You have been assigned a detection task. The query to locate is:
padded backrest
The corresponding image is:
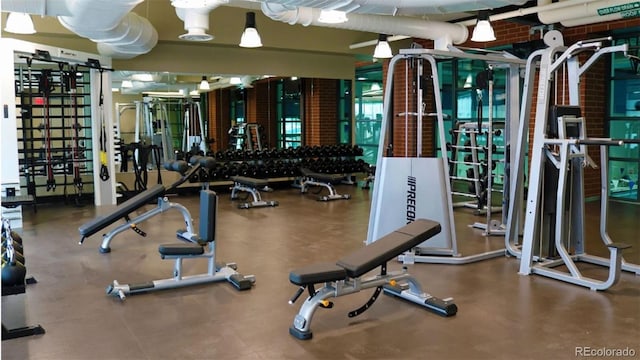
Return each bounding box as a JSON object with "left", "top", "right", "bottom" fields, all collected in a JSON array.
[
  {"left": 198, "top": 189, "right": 217, "bottom": 242},
  {"left": 336, "top": 219, "right": 441, "bottom": 278},
  {"left": 78, "top": 184, "right": 165, "bottom": 237}
]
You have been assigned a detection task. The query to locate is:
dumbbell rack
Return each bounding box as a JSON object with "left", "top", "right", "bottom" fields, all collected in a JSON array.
[
  {"left": 2, "top": 219, "right": 45, "bottom": 340},
  {"left": 204, "top": 145, "right": 367, "bottom": 184}
]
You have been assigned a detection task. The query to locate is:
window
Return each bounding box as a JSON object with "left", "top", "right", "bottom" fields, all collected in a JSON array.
[
  {"left": 608, "top": 32, "right": 640, "bottom": 202},
  {"left": 338, "top": 79, "right": 352, "bottom": 144},
  {"left": 276, "top": 78, "right": 302, "bottom": 149},
  {"left": 354, "top": 64, "right": 383, "bottom": 166},
  {"left": 437, "top": 58, "right": 509, "bottom": 185}
]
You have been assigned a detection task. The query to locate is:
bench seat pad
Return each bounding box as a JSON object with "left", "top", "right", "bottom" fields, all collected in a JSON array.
[
  {"left": 231, "top": 176, "right": 268, "bottom": 187},
  {"left": 289, "top": 262, "right": 347, "bottom": 286},
  {"left": 158, "top": 243, "right": 204, "bottom": 256},
  {"left": 336, "top": 219, "right": 441, "bottom": 278},
  {"left": 300, "top": 168, "right": 346, "bottom": 183}
]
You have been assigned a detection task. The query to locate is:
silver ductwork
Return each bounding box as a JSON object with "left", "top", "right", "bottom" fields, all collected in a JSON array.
[
  {"left": 261, "top": 2, "right": 469, "bottom": 47},
  {"left": 1, "top": 0, "right": 158, "bottom": 59}
]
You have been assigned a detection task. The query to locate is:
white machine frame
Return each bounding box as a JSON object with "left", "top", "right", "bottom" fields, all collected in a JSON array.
[
  {"left": 367, "top": 47, "right": 524, "bottom": 264},
  {"left": 505, "top": 31, "right": 640, "bottom": 290}
]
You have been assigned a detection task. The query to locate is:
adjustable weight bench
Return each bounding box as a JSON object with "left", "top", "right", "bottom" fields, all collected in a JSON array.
[
  {"left": 299, "top": 168, "right": 351, "bottom": 201},
  {"left": 230, "top": 176, "right": 278, "bottom": 209},
  {"left": 105, "top": 189, "right": 255, "bottom": 300},
  {"left": 78, "top": 158, "right": 212, "bottom": 253},
  {"left": 287, "top": 219, "right": 457, "bottom": 340}
]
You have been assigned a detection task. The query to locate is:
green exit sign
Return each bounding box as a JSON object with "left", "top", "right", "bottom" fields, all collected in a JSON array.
[{"left": 597, "top": 2, "right": 640, "bottom": 16}]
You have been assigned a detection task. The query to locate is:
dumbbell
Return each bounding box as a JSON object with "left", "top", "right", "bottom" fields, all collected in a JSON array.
[{"left": 164, "top": 160, "right": 189, "bottom": 174}]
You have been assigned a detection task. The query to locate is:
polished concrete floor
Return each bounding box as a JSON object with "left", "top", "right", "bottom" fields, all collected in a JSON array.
[{"left": 2, "top": 183, "right": 639, "bottom": 360}]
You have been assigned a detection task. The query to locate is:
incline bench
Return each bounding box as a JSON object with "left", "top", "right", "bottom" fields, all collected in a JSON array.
[
  {"left": 230, "top": 176, "right": 278, "bottom": 209},
  {"left": 287, "top": 219, "right": 457, "bottom": 340},
  {"left": 299, "top": 168, "right": 351, "bottom": 201},
  {"left": 78, "top": 157, "right": 213, "bottom": 253},
  {"left": 105, "top": 189, "right": 255, "bottom": 300}
]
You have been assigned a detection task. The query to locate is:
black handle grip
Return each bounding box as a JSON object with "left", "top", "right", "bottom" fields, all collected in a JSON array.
[{"left": 289, "top": 286, "right": 305, "bottom": 304}]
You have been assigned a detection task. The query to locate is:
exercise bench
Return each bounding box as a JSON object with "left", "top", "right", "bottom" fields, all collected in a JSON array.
[
  {"left": 230, "top": 176, "right": 278, "bottom": 209},
  {"left": 78, "top": 157, "right": 213, "bottom": 253},
  {"left": 299, "top": 168, "right": 351, "bottom": 201},
  {"left": 287, "top": 219, "right": 457, "bottom": 340},
  {"left": 105, "top": 189, "right": 255, "bottom": 300}
]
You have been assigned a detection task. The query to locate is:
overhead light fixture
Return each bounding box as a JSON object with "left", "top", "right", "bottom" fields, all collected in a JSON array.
[
  {"left": 370, "top": 83, "right": 381, "bottom": 91},
  {"left": 318, "top": 10, "right": 348, "bottom": 24},
  {"left": 373, "top": 34, "right": 393, "bottom": 59},
  {"left": 471, "top": 10, "right": 496, "bottom": 42},
  {"left": 229, "top": 77, "right": 242, "bottom": 85},
  {"left": 121, "top": 80, "right": 133, "bottom": 88},
  {"left": 239, "top": 12, "right": 262, "bottom": 48},
  {"left": 190, "top": 89, "right": 200, "bottom": 96},
  {"left": 4, "top": 12, "right": 36, "bottom": 35},
  {"left": 199, "top": 76, "right": 210, "bottom": 90}
]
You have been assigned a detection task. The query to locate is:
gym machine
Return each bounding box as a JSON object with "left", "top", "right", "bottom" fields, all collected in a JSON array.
[
  {"left": 181, "top": 99, "right": 207, "bottom": 156},
  {"left": 367, "top": 46, "right": 524, "bottom": 264},
  {"left": 105, "top": 188, "right": 255, "bottom": 300},
  {"left": 505, "top": 31, "right": 640, "bottom": 290}
]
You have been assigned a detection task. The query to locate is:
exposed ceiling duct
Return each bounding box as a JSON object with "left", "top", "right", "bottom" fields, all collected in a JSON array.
[
  {"left": 256, "top": 0, "right": 529, "bottom": 15},
  {"left": 3, "top": 0, "right": 635, "bottom": 60},
  {"left": 1, "top": 0, "right": 158, "bottom": 59},
  {"left": 260, "top": 2, "right": 469, "bottom": 49},
  {"left": 537, "top": 0, "right": 640, "bottom": 27},
  {"left": 172, "top": 0, "right": 229, "bottom": 41}
]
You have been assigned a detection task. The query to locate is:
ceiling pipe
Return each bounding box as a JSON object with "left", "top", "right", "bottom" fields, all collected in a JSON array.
[
  {"left": 455, "top": 0, "right": 601, "bottom": 26},
  {"left": 0, "top": 0, "right": 71, "bottom": 16},
  {"left": 1, "top": 0, "right": 158, "bottom": 59},
  {"left": 260, "top": 0, "right": 528, "bottom": 15},
  {"left": 261, "top": 2, "right": 469, "bottom": 48},
  {"left": 537, "top": 0, "right": 640, "bottom": 27},
  {"left": 58, "top": 0, "right": 157, "bottom": 59}
]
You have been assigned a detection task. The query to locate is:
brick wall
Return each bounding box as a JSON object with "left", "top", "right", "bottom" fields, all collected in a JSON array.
[
  {"left": 247, "top": 80, "right": 277, "bottom": 149},
  {"left": 303, "top": 78, "right": 339, "bottom": 146},
  {"left": 207, "top": 90, "right": 230, "bottom": 152}
]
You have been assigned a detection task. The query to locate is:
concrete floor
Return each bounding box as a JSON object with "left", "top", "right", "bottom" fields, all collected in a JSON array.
[{"left": 2, "top": 183, "right": 639, "bottom": 360}]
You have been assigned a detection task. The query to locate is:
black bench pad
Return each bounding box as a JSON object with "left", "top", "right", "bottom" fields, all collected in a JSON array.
[
  {"left": 300, "top": 168, "right": 346, "bottom": 183},
  {"left": 1, "top": 195, "right": 35, "bottom": 208},
  {"left": 79, "top": 184, "right": 166, "bottom": 238},
  {"left": 231, "top": 176, "right": 268, "bottom": 187},
  {"left": 158, "top": 243, "right": 204, "bottom": 256},
  {"left": 289, "top": 262, "right": 347, "bottom": 286},
  {"left": 337, "top": 219, "right": 441, "bottom": 278}
]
